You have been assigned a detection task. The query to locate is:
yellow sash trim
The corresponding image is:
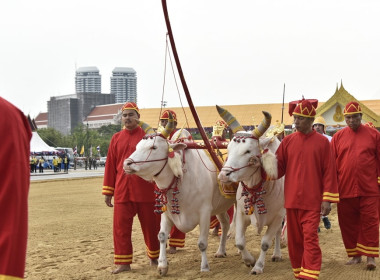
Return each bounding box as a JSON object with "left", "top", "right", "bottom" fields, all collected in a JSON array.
[
  {"left": 299, "top": 272, "right": 319, "bottom": 279},
  {"left": 301, "top": 267, "right": 320, "bottom": 275},
  {"left": 102, "top": 190, "right": 114, "bottom": 195},
  {"left": 323, "top": 196, "right": 339, "bottom": 202},
  {"left": 169, "top": 241, "right": 185, "bottom": 246},
  {"left": 146, "top": 247, "right": 160, "bottom": 258},
  {"left": 357, "top": 243, "right": 379, "bottom": 251},
  {"left": 292, "top": 267, "right": 301, "bottom": 272},
  {"left": 346, "top": 248, "right": 356, "bottom": 252},
  {"left": 114, "top": 254, "right": 132, "bottom": 258},
  {"left": 169, "top": 238, "right": 185, "bottom": 242},
  {"left": 0, "top": 275, "right": 23, "bottom": 280},
  {"left": 323, "top": 192, "right": 339, "bottom": 197}
]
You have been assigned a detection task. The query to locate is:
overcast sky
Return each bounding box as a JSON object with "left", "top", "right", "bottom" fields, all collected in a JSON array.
[{"left": 1, "top": 0, "right": 379, "bottom": 118}]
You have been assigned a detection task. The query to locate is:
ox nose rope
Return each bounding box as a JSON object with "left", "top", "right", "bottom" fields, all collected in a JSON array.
[{"left": 221, "top": 132, "right": 272, "bottom": 176}]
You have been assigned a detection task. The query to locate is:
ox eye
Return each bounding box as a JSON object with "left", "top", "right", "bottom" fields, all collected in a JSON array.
[
  {"left": 245, "top": 150, "right": 251, "bottom": 154},
  {"left": 151, "top": 146, "right": 157, "bottom": 150}
]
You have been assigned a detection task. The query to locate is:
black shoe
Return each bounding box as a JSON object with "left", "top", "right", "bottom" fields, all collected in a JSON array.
[{"left": 322, "top": 216, "right": 331, "bottom": 229}]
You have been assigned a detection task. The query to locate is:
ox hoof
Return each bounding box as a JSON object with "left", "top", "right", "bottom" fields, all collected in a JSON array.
[
  {"left": 251, "top": 267, "right": 264, "bottom": 275},
  {"left": 214, "top": 252, "right": 227, "bottom": 258},
  {"left": 244, "top": 261, "right": 255, "bottom": 268},
  {"left": 201, "top": 267, "right": 210, "bottom": 272},
  {"left": 157, "top": 266, "right": 168, "bottom": 276},
  {"left": 271, "top": 255, "right": 282, "bottom": 262}
]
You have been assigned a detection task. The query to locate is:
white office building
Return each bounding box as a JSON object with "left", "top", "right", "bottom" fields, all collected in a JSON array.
[
  {"left": 111, "top": 67, "right": 137, "bottom": 103},
  {"left": 75, "top": 66, "right": 101, "bottom": 94}
]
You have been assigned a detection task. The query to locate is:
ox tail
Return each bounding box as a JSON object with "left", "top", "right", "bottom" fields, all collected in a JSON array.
[{"left": 216, "top": 105, "right": 244, "bottom": 133}]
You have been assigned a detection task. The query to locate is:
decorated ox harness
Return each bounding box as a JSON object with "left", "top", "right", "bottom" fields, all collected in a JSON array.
[
  {"left": 223, "top": 132, "right": 272, "bottom": 216},
  {"left": 131, "top": 133, "right": 189, "bottom": 215}
]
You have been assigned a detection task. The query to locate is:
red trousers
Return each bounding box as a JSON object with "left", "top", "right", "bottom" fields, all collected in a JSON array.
[
  {"left": 169, "top": 226, "right": 186, "bottom": 248},
  {"left": 337, "top": 197, "right": 379, "bottom": 258},
  {"left": 286, "top": 209, "right": 321, "bottom": 280},
  {"left": 210, "top": 206, "right": 234, "bottom": 235},
  {"left": 113, "top": 202, "right": 161, "bottom": 264}
]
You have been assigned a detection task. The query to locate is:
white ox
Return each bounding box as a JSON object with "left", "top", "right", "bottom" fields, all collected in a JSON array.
[
  {"left": 123, "top": 117, "right": 234, "bottom": 276},
  {"left": 217, "top": 106, "right": 285, "bottom": 275}
]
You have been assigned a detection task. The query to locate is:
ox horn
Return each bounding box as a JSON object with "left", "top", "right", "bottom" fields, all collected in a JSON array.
[
  {"left": 252, "top": 111, "right": 272, "bottom": 138},
  {"left": 138, "top": 121, "right": 155, "bottom": 134},
  {"left": 160, "top": 112, "right": 175, "bottom": 139},
  {"left": 216, "top": 105, "right": 244, "bottom": 133}
]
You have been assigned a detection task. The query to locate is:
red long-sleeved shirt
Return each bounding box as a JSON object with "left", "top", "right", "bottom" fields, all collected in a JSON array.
[
  {"left": 0, "top": 97, "right": 31, "bottom": 279},
  {"left": 331, "top": 124, "right": 380, "bottom": 198},
  {"left": 276, "top": 130, "right": 339, "bottom": 211},
  {"left": 102, "top": 126, "right": 156, "bottom": 203}
]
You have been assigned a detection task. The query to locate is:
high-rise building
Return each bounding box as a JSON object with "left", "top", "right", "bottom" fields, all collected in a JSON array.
[
  {"left": 111, "top": 67, "right": 137, "bottom": 103},
  {"left": 47, "top": 92, "right": 115, "bottom": 135},
  {"left": 75, "top": 66, "right": 101, "bottom": 94}
]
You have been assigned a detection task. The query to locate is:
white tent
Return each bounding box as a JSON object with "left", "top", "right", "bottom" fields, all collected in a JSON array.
[{"left": 30, "top": 132, "right": 58, "bottom": 155}]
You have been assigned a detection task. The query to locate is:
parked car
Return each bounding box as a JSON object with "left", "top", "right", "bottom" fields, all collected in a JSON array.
[{"left": 99, "top": 157, "right": 107, "bottom": 166}]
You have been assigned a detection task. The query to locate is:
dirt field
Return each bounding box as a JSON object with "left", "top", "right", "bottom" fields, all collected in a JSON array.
[{"left": 25, "top": 177, "right": 379, "bottom": 280}]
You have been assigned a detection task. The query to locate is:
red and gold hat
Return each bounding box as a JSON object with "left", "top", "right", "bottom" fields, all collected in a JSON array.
[
  {"left": 364, "top": 122, "right": 375, "bottom": 129},
  {"left": 289, "top": 98, "right": 318, "bottom": 116},
  {"left": 343, "top": 101, "right": 362, "bottom": 115},
  {"left": 290, "top": 99, "right": 318, "bottom": 118},
  {"left": 160, "top": 110, "right": 177, "bottom": 122},
  {"left": 121, "top": 102, "right": 139, "bottom": 114}
]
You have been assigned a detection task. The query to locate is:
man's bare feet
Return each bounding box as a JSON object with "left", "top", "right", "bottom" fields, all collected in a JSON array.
[
  {"left": 366, "top": 257, "right": 376, "bottom": 270},
  {"left": 345, "top": 256, "right": 362, "bottom": 265},
  {"left": 168, "top": 246, "right": 177, "bottom": 254},
  {"left": 112, "top": 264, "right": 131, "bottom": 274},
  {"left": 150, "top": 259, "right": 158, "bottom": 266}
]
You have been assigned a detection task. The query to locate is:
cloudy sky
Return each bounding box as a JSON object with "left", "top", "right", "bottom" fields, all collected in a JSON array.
[{"left": 1, "top": 0, "right": 379, "bottom": 118}]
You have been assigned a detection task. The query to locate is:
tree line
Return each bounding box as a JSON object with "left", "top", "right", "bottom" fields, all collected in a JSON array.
[{"left": 37, "top": 124, "right": 121, "bottom": 157}]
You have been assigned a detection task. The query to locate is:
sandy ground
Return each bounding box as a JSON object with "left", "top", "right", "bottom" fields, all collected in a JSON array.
[{"left": 25, "top": 177, "right": 379, "bottom": 280}]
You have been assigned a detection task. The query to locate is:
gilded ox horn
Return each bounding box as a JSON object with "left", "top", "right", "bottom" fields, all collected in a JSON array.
[
  {"left": 138, "top": 121, "right": 155, "bottom": 134},
  {"left": 160, "top": 111, "right": 175, "bottom": 139},
  {"left": 252, "top": 111, "right": 272, "bottom": 138},
  {"left": 216, "top": 105, "right": 244, "bottom": 133}
]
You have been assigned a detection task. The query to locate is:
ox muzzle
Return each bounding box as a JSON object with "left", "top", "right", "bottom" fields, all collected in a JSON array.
[{"left": 123, "top": 158, "right": 136, "bottom": 174}]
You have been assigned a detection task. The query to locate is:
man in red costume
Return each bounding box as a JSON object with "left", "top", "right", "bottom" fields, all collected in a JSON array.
[
  {"left": 102, "top": 102, "right": 161, "bottom": 274},
  {"left": 364, "top": 122, "right": 380, "bottom": 222},
  {"left": 0, "top": 97, "right": 31, "bottom": 279},
  {"left": 276, "top": 99, "right": 339, "bottom": 280},
  {"left": 158, "top": 109, "right": 186, "bottom": 254},
  {"left": 331, "top": 101, "right": 380, "bottom": 270}
]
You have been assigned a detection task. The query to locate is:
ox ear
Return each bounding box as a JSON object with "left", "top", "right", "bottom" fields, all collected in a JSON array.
[
  {"left": 261, "top": 146, "right": 278, "bottom": 180},
  {"left": 170, "top": 142, "right": 187, "bottom": 152},
  {"left": 248, "top": 156, "right": 261, "bottom": 167},
  {"left": 168, "top": 143, "right": 186, "bottom": 178}
]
